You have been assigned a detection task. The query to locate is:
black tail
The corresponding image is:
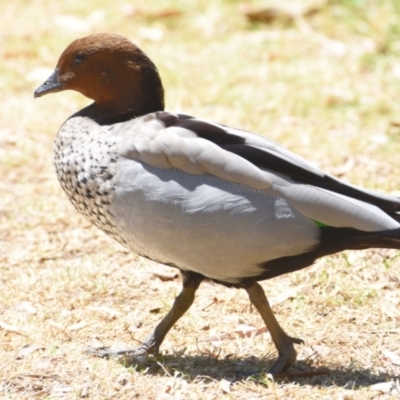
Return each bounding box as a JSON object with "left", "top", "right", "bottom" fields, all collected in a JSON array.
[
  {"left": 258, "top": 226, "right": 400, "bottom": 281},
  {"left": 378, "top": 227, "right": 400, "bottom": 246}
]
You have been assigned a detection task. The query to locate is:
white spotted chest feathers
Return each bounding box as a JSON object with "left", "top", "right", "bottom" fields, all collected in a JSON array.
[{"left": 53, "top": 117, "right": 128, "bottom": 246}]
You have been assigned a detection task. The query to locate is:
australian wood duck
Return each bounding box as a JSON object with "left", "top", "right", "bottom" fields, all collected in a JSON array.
[{"left": 34, "top": 33, "right": 400, "bottom": 374}]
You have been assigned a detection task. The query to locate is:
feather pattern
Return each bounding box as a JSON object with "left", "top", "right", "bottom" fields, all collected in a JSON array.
[{"left": 111, "top": 112, "right": 400, "bottom": 232}]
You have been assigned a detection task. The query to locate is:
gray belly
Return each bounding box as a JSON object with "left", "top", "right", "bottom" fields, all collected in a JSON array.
[{"left": 110, "top": 160, "right": 320, "bottom": 283}]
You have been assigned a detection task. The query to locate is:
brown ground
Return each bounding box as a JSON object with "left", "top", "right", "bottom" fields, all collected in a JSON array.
[{"left": 1, "top": 1, "right": 400, "bottom": 398}]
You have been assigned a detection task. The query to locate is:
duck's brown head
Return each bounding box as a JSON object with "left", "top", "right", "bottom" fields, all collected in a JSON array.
[{"left": 34, "top": 33, "right": 165, "bottom": 124}]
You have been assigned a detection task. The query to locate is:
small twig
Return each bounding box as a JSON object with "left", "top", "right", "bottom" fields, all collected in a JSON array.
[
  {"left": 201, "top": 297, "right": 218, "bottom": 311},
  {"left": 157, "top": 361, "right": 173, "bottom": 377},
  {"left": 201, "top": 301, "right": 216, "bottom": 311},
  {"left": 365, "top": 329, "right": 400, "bottom": 334},
  {"left": 15, "top": 374, "right": 59, "bottom": 379}
]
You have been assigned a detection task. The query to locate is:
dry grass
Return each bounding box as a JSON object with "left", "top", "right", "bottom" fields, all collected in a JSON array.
[{"left": 1, "top": 0, "right": 400, "bottom": 398}]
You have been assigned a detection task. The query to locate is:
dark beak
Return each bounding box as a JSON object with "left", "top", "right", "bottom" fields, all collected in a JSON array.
[{"left": 34, "top": 69, "right": 63, "bottom": 98}]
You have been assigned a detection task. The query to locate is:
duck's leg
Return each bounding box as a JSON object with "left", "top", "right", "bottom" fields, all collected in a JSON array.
[
  {"left": 92, "top": 271, "right": 203, "bottom": 365},
  {"left": 242, "top": 280, "right": 304, "bottom": 374}
]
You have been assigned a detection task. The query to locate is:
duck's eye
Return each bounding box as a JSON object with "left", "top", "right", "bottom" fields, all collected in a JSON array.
[{"left": 74, "top": 53, "right": 85, "bottom": 65}]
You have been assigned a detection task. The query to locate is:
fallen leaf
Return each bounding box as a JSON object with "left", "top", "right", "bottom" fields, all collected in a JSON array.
[
  {"left": 79, "top": 383, "right": 90, "bottom": 398},
  {"left": 369, "top": 381, "right": 394, "bottom": 393},
  {"left": 30, "top": 389, "right": 49, "bottom": 397},
  {"left": 67, "top": 321, "right": 87, "bottom": 331},
  {"left": 17, "top": 344, "right": 46, "bottom": 358},
  {"left": 0, "top": 320, "right": 28, "bottom": 337},
  {"left": 220, "top": 378, "right": 233, "bottom": 393},
  {"left": 233, "top": 324, "right": 268, "bottom": 338},
  {"left": 271, "top": 286, "right": 303, "bottom": 307},
  {"left": 88, "top": 306, "right": 121, "bottom": 319},
  {"left": 15, "top": 301, "right": 37, "bottom": 315},
  {"left": 382, "top": 349, "right": 400, "bottom": 366}
]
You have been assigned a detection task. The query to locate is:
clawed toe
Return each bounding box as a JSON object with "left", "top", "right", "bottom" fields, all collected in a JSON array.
[
  {"left": 87, "top": 346, "right": 151, "bottom": 365},
  {"left": 268, "top": 336, "right": 304, "bottom": 375},
  {"left": 289, "top": 336, "right": 304, "bottom": 345}
]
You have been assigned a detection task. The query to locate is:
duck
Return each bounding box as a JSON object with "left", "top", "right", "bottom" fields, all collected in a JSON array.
[{"left": 34, "top": 33, "right": 400, "bottom": 375}]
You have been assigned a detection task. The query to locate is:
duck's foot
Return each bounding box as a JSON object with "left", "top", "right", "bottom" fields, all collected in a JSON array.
[
  {"left": 267, "top": 335, "right": 304, "bottom": 375},
  {"left": 88, "top": 271, "right": 204, "bottom": 367},
  {"left": 88, "top": 344, "right": 156, "bottom": 366},
  {"left": 242, "top": 280, "right": 305, "bottom": 375}
]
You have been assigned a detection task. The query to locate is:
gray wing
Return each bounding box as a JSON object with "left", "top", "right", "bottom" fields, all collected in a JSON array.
[{"left": 115, "top": 112, "right": 400, "bottom": 232}]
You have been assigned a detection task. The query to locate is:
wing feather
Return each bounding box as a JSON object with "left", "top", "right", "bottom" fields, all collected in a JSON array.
[{"left": 117, "top": 112, "right": 400, "bottom": 231}]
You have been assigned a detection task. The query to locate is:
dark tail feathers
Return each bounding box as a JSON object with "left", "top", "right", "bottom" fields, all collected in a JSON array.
[{"left": 258, "top": 226, "right": 400, "bottom": 281}]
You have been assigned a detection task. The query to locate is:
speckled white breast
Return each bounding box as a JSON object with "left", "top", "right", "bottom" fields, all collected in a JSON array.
[{"left": 54, "top": 117, "right": 127, "bottom": 245}]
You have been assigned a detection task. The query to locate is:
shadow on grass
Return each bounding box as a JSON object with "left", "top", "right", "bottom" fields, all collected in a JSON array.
[{"left": 120, "top": 353, "right": 396, "bottom": 388}]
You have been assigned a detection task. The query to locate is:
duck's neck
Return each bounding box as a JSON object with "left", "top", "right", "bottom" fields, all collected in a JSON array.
[
  {"left": 73, "top": 62, "right": 165, "bottom": 126},
  {"left": 73, "top": 102, "right": 150, "bottom": 125}
]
